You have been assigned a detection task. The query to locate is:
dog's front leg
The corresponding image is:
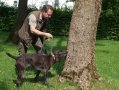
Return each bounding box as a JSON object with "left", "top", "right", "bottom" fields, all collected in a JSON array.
[
  {"left": 44, "top": 71, "right": 49, "bottom": 85},
  {"left": 34, "top": 70, "right": 41, "bottom": 81}
]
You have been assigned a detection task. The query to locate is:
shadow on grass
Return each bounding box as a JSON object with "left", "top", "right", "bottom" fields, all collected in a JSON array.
[
  {"left": 0, "top": 81, "right": 9, "bottom": 90},
  {"left": 22, "top": 73, "right": 55, "bottom": 86},
  {"left": 19, "top": 67, "right": 56, "bottom": 84},
  {"left": 52, "top": 58, "right": 65, "bottom": 74},
  {"left": 96, "top": 43, "right": 105, "bottom": 46},
  {"left": 96, "top": 50, "right": 110, "bottom": 54},
  {"left": 23, "top": 78, "right": 54, "bottom": 88}
]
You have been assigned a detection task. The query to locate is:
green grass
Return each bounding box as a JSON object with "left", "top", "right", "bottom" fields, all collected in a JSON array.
[
  {"left": 0, "top": 31, "right": 119, "bottom": 90},
  {"left": 93, "top": 40, "right": 119, "bottom": 90}
]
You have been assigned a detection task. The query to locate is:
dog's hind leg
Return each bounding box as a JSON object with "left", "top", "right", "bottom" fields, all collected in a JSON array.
[
  {"left": 16, "top": 70, "right": 25, "bottom": 87},
  {"left": 34, "top": 70, "right": 41, "bottom": 81},
  {"left": 15, "top": 64, "right": 25, "bottom": 87}
]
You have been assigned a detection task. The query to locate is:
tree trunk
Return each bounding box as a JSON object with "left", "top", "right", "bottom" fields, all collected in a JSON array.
[
  {"left": 8, "top": 0, "right": 28, "bottom": 44},
  {"left": 60, "top": 0, "right": 102, "bottom": 90}
]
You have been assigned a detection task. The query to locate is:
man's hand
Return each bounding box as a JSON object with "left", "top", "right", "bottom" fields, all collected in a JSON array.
[
  {"left": 30, "top": 26, "right": 53, "bottom": 39},
  {"left": 45, "top": 33, "right": 53, "bottom": 40}
]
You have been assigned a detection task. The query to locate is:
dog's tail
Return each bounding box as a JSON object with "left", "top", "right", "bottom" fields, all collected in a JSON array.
[{"left": 6, "top": 52, "right": 18, "bottom": 60}]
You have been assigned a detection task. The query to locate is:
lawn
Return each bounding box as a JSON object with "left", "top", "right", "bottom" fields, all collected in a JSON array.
[{"left": 0, "top": 31, "right": 119, "bottom": 90}]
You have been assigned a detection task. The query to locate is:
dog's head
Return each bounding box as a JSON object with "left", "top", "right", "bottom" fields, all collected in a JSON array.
[{"left": 52, "top": 50, "right": 67, "bottom": 61}]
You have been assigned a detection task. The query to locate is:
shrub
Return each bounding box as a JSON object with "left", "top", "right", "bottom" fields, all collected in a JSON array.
[{"left": 0, "top": 0, "right": 119, "bottom": 40}]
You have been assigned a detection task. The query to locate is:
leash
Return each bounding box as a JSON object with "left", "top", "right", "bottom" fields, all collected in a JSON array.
[{"left": 42, "top": 38, "right": 54, "bottom": 54}]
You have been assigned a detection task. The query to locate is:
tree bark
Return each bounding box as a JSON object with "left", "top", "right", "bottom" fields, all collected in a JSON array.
[
  {"left": 8, "top": 0, "right": 28, "bottom": 43},
  {"left": 60, "top": 0, "right": 102, "bottom": 90}
]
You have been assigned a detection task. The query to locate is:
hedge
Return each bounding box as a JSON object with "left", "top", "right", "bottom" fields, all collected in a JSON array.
[{"left": 0, "top": 1, "right": 119, "bottom": 40}]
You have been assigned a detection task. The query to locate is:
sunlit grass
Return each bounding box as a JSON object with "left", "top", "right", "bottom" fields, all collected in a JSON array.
[{"left": 93, "top": 40, "right": 119, "bottom": 90}]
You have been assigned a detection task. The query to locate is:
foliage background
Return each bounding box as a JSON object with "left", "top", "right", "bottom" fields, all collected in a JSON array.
[{"left": 0, "top": 0, "right": 119, "bottom": 40}]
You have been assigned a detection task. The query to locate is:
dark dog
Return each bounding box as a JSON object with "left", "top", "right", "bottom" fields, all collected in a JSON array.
[{"left": 6, "top": 50, "right": 67, "bottom": 87}]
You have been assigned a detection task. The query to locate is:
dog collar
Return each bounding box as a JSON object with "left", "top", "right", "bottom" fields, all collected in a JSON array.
[{"left": 51, "top": 54, "right": 55, "bottom": 60}]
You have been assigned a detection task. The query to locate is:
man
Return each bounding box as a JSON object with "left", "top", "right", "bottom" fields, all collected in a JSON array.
[{"left": 18, "top": 5, "right": 53, "bottom": 55}]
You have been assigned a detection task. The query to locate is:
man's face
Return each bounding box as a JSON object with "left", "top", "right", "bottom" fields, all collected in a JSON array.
[{"left": 42, "top": 9, "right": 53, "bottom": 21}]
